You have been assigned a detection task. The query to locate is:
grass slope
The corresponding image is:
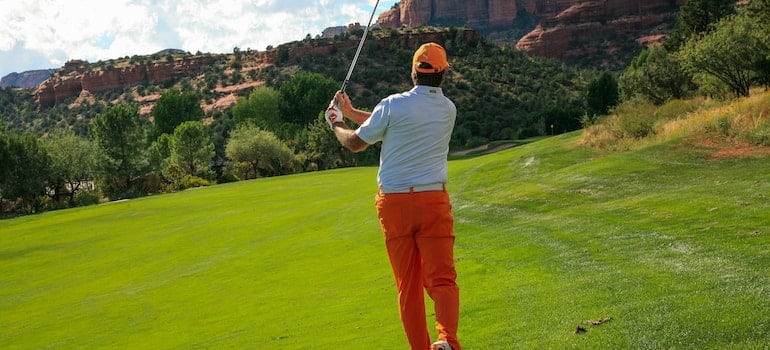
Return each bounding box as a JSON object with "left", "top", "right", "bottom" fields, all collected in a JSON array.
[{"left": 2, "top": 133, "right": 769, "bottom": 348}]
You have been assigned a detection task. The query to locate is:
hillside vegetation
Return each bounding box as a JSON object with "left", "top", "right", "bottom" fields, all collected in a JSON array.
[
  {"left": 583, "top": 89, "right": 770, "bottom": 153},
  {"left": 2, "top": 91, "right": 768, "bottom": 348},
  {"left": 0, "top": 26, "right": 600, "bottom": 215},
  {"left": 0, "top": 27, "right": 589, "bottom": 146}
]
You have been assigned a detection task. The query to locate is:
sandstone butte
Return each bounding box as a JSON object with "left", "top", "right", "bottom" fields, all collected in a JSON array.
[{"left": 378, "top": 0, "right": 686, "bottom": 64}]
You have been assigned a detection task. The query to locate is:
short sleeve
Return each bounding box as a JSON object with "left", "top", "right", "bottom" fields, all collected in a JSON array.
[{"left": 354, "top": 100, "right": 389, "bottom": 145}]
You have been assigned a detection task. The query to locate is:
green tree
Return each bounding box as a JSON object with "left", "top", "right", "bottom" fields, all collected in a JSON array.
[
  {"left": 148, "top": 133, "right": 173, "bottom": 174},
  {"left": 170, "top": 121, "right": 215, "bottom": 178},
  {"left": 299, "top": 117, "right": 352, "bottom": 170},
  {"left": 618, "top": 45, "right": 695, "bottom": 104},
  {"left": 741, "top": 0, "right": 770, "bottom": 89},
  {"left": 0, "top": 133, "right": 11, "bottom": 208},
  {"left": 279, "top": 72, "right": 338, "bottom": 126},
  {"left": 232, "top": 86, "right": 283, "bottom": 129},
  {"left": 44, "top": 130, "right": 98, "bottom": 206},
  {"left": 1, "top": 133, "right": 51, "bottom": 213},
  {"left": 666, "top": 0, "right": 735, "bottom": 50},
  {"left": 92, "top": 104, "right": 148, "bottom": 199},
  {"left": 225, "top": 125, "right": 294, "bottom": 179},
  {"left": 678, "top": 13, "right": 766, "bottom": 97},
  {"left": 151, "top": 88, "right": 204, "bottom": 139},
  {"left": 586, "top": 72, "right": 620, "bottom": 116}
]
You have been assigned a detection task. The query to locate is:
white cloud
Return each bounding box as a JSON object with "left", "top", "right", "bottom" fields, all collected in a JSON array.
[{"left": 0, "top": 0, "right": 399, "bottom": 77}]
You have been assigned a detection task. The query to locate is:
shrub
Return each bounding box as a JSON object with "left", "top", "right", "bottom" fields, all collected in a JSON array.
[
  {"left": 612, "top": 98, "right": 659, "bottom": 139},
  {"left": 705, "top": 115, "right": 732, "bottom": 136},
  {"left": 73, "top": 189, "right": 102, "bottom": 207},
  {"left": 182, "top": 176, "right": 210, "bottom": 188},
  {"left": 746, "top": 124, "right": 770, "bottom": 146},
  {"left": 140, "top": 173, "right": 164, "bottom": 194},
  {"left": 217, "top": 172, "right": 240, "bottom": 184},
  {"left": 654, "top": 98, "right": 702, "bottom": 121}
]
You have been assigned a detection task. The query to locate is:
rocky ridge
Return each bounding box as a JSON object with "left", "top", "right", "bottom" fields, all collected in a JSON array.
[
  {"left": 31, "top": 29, "right": 481, "bottom": 112},
  {"left": 34, "top": 57, "right": 217, "bottom": 111},
  {"left": 377, "top": 0, "right": 684, "bottom": 67}
]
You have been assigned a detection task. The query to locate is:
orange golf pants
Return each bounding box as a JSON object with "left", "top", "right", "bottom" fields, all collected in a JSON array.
[{"left": 375, "top": 189, "right": 461, "bottom": 350}]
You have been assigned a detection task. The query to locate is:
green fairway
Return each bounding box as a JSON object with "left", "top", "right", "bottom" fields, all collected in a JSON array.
[{"left": 2, "top": 131, "right": 769, "bottom": 348}]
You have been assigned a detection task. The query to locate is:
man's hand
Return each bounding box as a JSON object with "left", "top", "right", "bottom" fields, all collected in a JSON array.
[
  {"left": 327, "top": 92, "right": 370, "bottom": 153},
  {"left": 324, "top": 100, "right": 344, "bottom": 129},
  {"left": 333, "top": 91, "right": 353, "bottom": 116},
  {"left": 332, "top": 91, "right": 371, "bottom": 125}
]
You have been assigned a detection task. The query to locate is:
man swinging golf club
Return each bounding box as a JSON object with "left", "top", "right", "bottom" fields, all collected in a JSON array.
[{"left": 325, "top": 42, "right": 461, "bottom": 350}]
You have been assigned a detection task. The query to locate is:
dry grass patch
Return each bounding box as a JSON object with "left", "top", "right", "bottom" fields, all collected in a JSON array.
[{"left": 582, "top": 90, "right": 770, "bottom": 155}]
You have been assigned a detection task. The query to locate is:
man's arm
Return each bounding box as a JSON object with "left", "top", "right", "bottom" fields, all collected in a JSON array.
[{"left": 332, "top": 123, "right": 369, "bottom": 153}]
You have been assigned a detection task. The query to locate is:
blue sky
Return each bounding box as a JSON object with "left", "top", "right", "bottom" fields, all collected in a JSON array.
[{"left": 0, "top": 0, "right": 399, "bottom": 78}]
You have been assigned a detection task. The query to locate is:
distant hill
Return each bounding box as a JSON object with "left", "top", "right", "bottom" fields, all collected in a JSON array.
[
  {"left": 0, "top": 69, "right": 56, "bottom": 88},
  {"left": 153, "top": 48, "right": 188, "bottom": 56}
]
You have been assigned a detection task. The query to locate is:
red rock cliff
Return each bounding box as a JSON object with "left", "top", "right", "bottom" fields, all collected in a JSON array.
[
  {"left": 379, "top": 0, "right": 521, "bottom": 29},
  {"left": 378, "top": 0, "right": 685, "bottom": 67},
  {"left": 515, "top": 0, "right": 684, "bottom": 66},
  {"left": 35, "top": 56, "right": 215, "bottom": 111}
]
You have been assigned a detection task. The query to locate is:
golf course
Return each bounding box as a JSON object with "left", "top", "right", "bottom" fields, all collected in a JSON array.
[{"left": 2, "top": 93, "right": 769, "bottom": 349}]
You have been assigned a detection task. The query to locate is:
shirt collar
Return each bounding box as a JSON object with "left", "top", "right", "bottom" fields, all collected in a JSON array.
[{"left": 412, "top": 85, "right": 443, "bottom": 96}]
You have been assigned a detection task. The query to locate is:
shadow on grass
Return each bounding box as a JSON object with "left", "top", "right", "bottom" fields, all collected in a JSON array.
[{"left": 449, "top": 136, "right": 551, "bottom": 160}]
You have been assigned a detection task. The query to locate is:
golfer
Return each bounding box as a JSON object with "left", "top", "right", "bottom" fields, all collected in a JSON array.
[{"left": 325, "top": 42, "right": 460, "bottom": 350}]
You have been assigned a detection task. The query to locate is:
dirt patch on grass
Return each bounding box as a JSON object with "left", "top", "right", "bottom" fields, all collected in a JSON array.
[
  {"left": 711, "top": 145, "right": 770, "bottom": 160},
  {"left": 692, "top": 137, "right": 770, "bottom": 160}
]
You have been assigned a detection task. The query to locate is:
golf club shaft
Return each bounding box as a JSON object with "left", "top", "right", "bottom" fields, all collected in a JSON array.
[{"left": 340, "top": 0, "right": 380, "bottom": 94}]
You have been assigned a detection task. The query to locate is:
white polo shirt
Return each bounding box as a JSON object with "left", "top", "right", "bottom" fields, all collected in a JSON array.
[{"left": 355, "top": 85, "right": 456, "bottom": 190}]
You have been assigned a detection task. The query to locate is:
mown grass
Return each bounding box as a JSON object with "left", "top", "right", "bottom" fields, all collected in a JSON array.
[
  {"left": 450, "top": 133, "right": 769, "bottom": 348},
  {"left": 2, "top": 93, "right": 770, "bottom": 349}
]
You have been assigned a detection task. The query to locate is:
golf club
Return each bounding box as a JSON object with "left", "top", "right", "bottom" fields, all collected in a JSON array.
[{"left": 339, "top": 0, "right": 380, "bottom": 94}]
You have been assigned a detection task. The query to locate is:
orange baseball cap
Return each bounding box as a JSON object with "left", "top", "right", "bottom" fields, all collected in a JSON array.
[{"left": 413, "top": 42, "right": 449, "bottom": 73}]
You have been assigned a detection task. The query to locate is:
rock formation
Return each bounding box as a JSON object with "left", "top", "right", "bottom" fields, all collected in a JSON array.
[
  {"left": 33, "top": 29, "right": 481, "bottom": 111},
  {"left": 377, "top": 0, "right": 685, "bottom": 68},
  {"left": 515, "top": 0, "right": 684, "bottom": 66},
  {"left": 379, "top": 0, "right": 521, "bottom": 29},
  {"left": 34, "top": 56, "right": 216, "bottom": 111}
]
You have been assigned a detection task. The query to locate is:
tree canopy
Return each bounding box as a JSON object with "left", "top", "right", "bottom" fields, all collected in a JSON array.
[
  {"left": 619, "top": 45, "right": 695, "bottom": 104},
  {"left": 92, "top": 104, "right": 148, "bottom": 199},
  {"left": 170, "top": 121, "right": 215, "bottom": 177},
  {"left": 225, "top": 125, "right": 294, "bottom": 179},
  {"left": 279, "top": 72, "right": 339, "bottom": 127},
  {"left": 666, "top": 0, "right": 735, "bottom": 50},
  {"left": 678, "top": 10, "right": 770, "bottom": 97},
  {"left": 44, "top": 130, "right": 97, "bottom": 205},
  {"left": 151, "top": 89, "right": 205, "bottom": 139},
  {"left": 232, "top": 86, "right": 282, "bottom": 129},
  {"left": 1, "top": 133, "right": 51, "bottom": 213},
  {"left": 586, "top": 72, "right": 620, "bottom": 117}
]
